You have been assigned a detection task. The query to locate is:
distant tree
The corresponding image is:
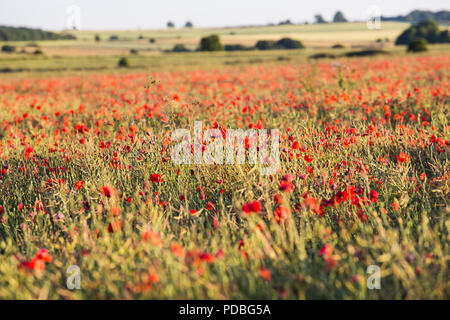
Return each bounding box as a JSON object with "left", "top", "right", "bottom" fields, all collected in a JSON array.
[
  {"left": 315, "top": 14, "right": 327, "bottom": 24},
  {"left": 185, "top": 21, "right": 193, "bottom": 28},
  {"left": 33, "top": 48, "right": 43, "bottom": 55},
  {"left": 224, "top": 44, "right": 253, "bottom": 51},
  {"left": 109, "top": 35, "right": 119, "bottom": 41},
  {"left": 276, "top": 38, "right": 304, "bottom": 49},
  {"left": 138, "top": 35, "right": 144, "bottom": 39},
  {"left": 255, "top": 40, "right": 280, "bottom": 50},
  {"left": 407, "top": 38, "right": 428, "bottom": 52},
  {"left": 1, "top": 45, "right": 15, "bottom": 53},
  {"left": 382, "top": 10, "right": 450, "bottom": 25},
  {"left": 333, "top": 11, "right": 348, "bottom": 23},
  {"left": 172, "top": 44, "right": 191, "bottom": 52},
  {"left": 332, "top": 43, "right": 345, "bottom": 49},
  {"left": 95, "top": 34, "right": 101, "bottom": 42},
  {"left": 118, "top": 57, "right": 129, "bottom": 68},
  {"left": 255, "top": 38, "right": 304, "bottom": 50},
  {"left": 130, "top": 49, "right": 139, "bottom": 54},
  {"left": 167, "top": 21, "right": 175, "bottom": 28},
  {"left": 440, "top": 30, "right": 450, "bottom": 43},
  {"left": 395, "top": 19, "right": 449, "bottom": 45},
  {"left": 149, "top": 38, "right": 156, "bottom": 43},
  {"left": 0, "top": 26, "right": 76, "bottom": 41},
  {"left": 199, "top": 35, "right": 223, "bottom": 51},
  {"left": 278, "top": 19, "right": 293, "bottom": 25}
]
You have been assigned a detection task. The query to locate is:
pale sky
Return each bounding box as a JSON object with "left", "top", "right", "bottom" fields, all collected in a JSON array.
[{"left": 0, "top": 0, "right": 448, "bottom": 30}]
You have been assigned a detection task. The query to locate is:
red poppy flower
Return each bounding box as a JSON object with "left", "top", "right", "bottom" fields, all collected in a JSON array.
[
  {"left": 369, "top": 190, "right": 378, "bottom": 203},
  {"left": 74, "top": 181, "right": 85, "bottom": 190},
  {"left": 100, "top": 186, "right": 115, "bottom": 198},
  {"left": 274, "top": 206, "right": 290, "bottom": 223},
  {"left": 319, "top": 243, "right": 333, "bottom": 258},
  {"left": 150, "top": 174, "right": 161, "bottom": 183},
  {"left": 108, "top": 221, "right": 123, "bottom": 233},
  {"left": 397, "top": 152, "right": 410, "bottom": 163}
]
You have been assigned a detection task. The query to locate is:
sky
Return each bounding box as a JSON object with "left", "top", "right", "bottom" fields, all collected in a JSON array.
[{"left": 0, "top": 0, "right": 449, "bottom": 30}]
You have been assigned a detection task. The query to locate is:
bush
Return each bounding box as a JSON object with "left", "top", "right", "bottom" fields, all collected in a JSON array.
[
  {"left": 149, "top": 38, "right": 156, "bottom": 43},
  {"left": 1, "top": 45, "right": 15, "bottom": 53},
  {"left": 109, "top": 35, "right": 119, "bottom": 41},
  {"left": 172, "top": 44, "right": 190, "bottom": 52},
  {"left": 199, "top": 35, "right": 223, "bottom": 51},
  {"left": 117, "top": 57, "right": 129, "bottom": 68},
  {"left": 309, "top": 53, "right": 337, "bottom": 59},
  {"left": 332, "top": 43, "right": 345, "bottom": 49},
  {"left": 396, "top": 19, "right": 449, "bottom": 45},
  {"left": 255, "top": 40, "right": 280, "bottom": 50},
  {"left": 344, "top": 49, "right": 388, "bottom": 57},
  {"left": 33, "top": 49, "right": 43, "bottom": 55},
  {"left": 224, "top": 44, "right": 253, "bottom": 51},
  {"left": 95, "top": 34, "right": 101, "bottom": 42},
  {"left": 130, "top": 49, "right": 139, "bottom": 55},
  {"left": 407, "top": 38, "right": 428, "bottom": 52},
  {"left": 255, "top": 38, "right": 304, "bottom": 50},
  {"left": 276, "top": 38, "right": 304, "bottom": 49}
]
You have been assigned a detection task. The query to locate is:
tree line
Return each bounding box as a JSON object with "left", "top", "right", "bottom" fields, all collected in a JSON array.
[{"left": 0, "top": 26, "right": 76, "bottom": 41}]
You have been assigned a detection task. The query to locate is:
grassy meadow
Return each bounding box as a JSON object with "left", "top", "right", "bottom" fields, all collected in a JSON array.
[{"left": 0, "top": 22, "right": 449, "bottom": 299}]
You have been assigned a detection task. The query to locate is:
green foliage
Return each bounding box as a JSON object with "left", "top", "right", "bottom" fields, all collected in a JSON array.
[
  {"left": 333, "top": 11, "right": 348, "bottom": 23},
  {"left": 382, "top": 9, "right": 450, "bottom": 25},
  {"left": 278, "top": 19, "right": 293, "bottom": 25},
  {"left": 0, "top": 26, "right": 75, "bottom": 41},
  {"left": 309, "top": 53, "right": 337, "bottom": 59},
  {"left": 396, "top": 19, "right": 449, "bottom": 45},
  {"left": 172, "top": 44, "right": 191, "bottom": 52},
  {"left": 255, "top": 40, "right": 279, "bottom": 50},
  {"left": 407, "top": 38, "right": 428, "bottom": 52},
  {"left": 255, "top": 38, "right": 304, "bottom": 50},
  {"left": 344, "top": 49, "right": 388, "bottom": 57},
  {"left": 199, "top": 35, "right": 223, "bottom": 52},
  {"left": 315, "top": 15, "right": 327, "bottom": 24},
  {"left": 1, "top": 45, "right": 16, "bottom": 53},
  {"left": 224, "top": 44, "right": 253, "bottom": 51},
  {"left": 276, "top": 38, "right": 304, "bottom": 49},
  {"left": 117, "top": 57, "right": 129, "bottom": 68}
]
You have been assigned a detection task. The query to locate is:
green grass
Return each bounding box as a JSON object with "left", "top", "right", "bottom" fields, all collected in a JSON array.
[{"left": 1, "top": 43, "right": 449, "bottom": 77}]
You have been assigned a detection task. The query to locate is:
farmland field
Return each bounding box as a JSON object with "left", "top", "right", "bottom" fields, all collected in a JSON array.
[{"left": 0, "top": 23, "right": 449, "bottom": 300}]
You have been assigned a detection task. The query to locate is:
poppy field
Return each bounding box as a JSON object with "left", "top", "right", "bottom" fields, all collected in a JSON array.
[{"left": 0, "top": 52, "right": 449, "bottom": 299}]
